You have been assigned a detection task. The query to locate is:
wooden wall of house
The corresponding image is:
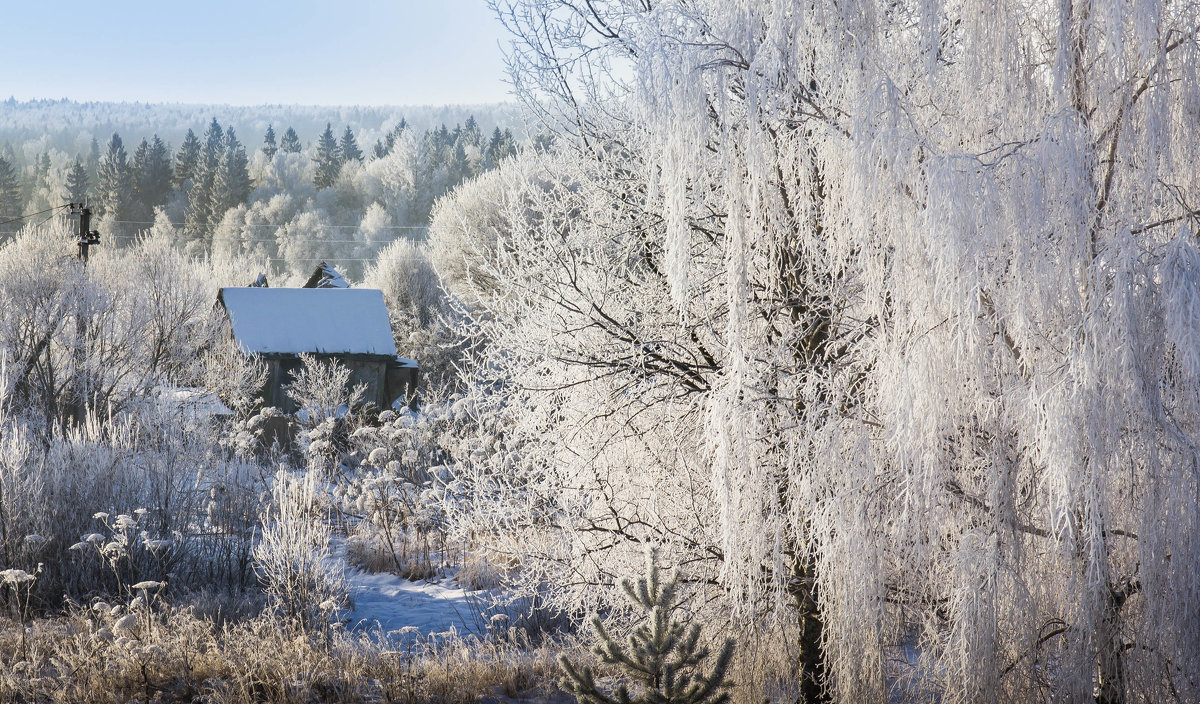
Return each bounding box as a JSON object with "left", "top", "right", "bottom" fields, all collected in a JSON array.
[
  {"left": 386, "top": 363, "right": 419, "bottom": 407},
  {"left": 261, "top": 356, "right": 391, "bottom": 413},
  {"left": 343, "top": 359, "right": 389, "bottom": 410}
]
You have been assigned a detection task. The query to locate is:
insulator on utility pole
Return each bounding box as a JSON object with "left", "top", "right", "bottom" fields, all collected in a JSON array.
[{"left": 68, "top": 202, "right": 100, "bottom": 263}]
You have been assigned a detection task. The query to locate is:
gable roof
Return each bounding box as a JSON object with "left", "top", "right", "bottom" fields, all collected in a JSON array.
[
  {"left": 303, "top": 262, "right": 350, "bottom": 289},
  {"left": 217, "top": 287, "right": 397, "bottom": 357}
]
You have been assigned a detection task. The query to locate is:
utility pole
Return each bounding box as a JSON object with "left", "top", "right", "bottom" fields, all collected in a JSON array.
[{"left": 68, "top": 203, "right": 100, "bottom": 263}]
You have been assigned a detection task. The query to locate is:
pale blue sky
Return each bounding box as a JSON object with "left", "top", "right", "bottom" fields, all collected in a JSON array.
[{"left": 2, "top": 1, "right": 512, "bottom": 105}]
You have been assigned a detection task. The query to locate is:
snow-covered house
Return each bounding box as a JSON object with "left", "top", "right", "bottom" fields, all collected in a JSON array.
[{"left": 216, "top": 284, "right": 418, "bottom": 413}]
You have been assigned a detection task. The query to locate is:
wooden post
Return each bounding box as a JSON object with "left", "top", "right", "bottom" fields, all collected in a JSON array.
[{"left": 70, "top": 203, "right": 99, "bottom": 263}]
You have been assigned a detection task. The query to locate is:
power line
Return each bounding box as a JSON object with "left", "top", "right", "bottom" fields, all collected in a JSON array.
[
  {"left": 107, "top": 234, "right": 409, "bottom": 244},
  {"left": 29, "top": 208, "right": 66, "bottom": 230},
  {"left": 109, "top": 219, "right": 429, "bottom": 230},
  {"left": 0, "top": 204, "right": 71, "bottom": 228}
]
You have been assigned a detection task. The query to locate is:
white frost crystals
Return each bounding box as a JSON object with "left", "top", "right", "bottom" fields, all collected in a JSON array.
[
  {"left": 446, "top": 0, "right": 1200, "bottom": 701},
  {"left": 0, "top": 568, "right": 35, "bottom": 584}
]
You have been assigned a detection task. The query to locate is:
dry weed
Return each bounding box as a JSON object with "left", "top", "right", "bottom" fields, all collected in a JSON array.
[{"left": 0, "top": 602, "right": 562, "bottom": 704}]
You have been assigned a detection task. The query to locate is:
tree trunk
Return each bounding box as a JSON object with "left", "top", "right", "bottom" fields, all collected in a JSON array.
[{"left": 791, "top": 550, "right": 830, "bottom": 704}]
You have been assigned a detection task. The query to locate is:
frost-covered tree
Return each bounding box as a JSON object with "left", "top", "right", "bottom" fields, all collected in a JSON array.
[
  {"left": 460, "top": 1, "right": 1200, "bottom": 702},
  {"left": 365, "top": 235, "right": 461, "bottom": 392},
  {"left": 96, "top": 133, "right": 132, "bottom": 224},
  {"left": 276, "top": 209, "right": 338, "bottom": 279},
  {"left": 140, "top": 135, "right": 173, "bottom": 213},
  {"left": 26, "top": 152, "right": 53, "bottom": 214},
  {"left": 64, "top": 157, "right": 88, "bottom": 204},
  {"left": 131, "top": 228, "right": 218, "bottom": 382},
  {"left": 361, "top": 132, "right": 419, "bottom": 226},
  {"left": 262, "top": 124, "right": 278, "bottom": 158},
  {"left": 313, "top": 123, "right": 341, "bottom": 189},
  {"left": 279, "top": 126, "right": 302, "bottom": 154},
  {"left": 184, "top": 119, "right": 226, "bottom": 242},
  {"left": 339, "top": 126, "right": 363, "bottom": 164},
  {"left": 172, "top": 128, "right": 201, "bottom": 190},
  {"left": 0, "top": 156, "right": 21, "bottom": 232}
]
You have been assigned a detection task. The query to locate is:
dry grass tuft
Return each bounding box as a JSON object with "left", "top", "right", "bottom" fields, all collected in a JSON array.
[{"left": 0, "top": 602, "right": 562, "bottom": 704}]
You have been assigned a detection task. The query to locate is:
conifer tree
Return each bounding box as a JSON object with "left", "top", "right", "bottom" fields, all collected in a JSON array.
[
  {"left": 372, "top": 136, "right": 391, "bottom": 160},
  {"left": 32, "top": 152, "right": 50, "bottom": 193},
  {"left": 449, "top": 139, "right": 470, "bottom": 183},
  {"left": 210, "top": 127, "right": 251, "bottom": 221},
  {"left": 27, "top": 152, "right": 54, "bottom": 213},
  {"left": 201, "top": 119, "right": 225, "bottom": 169},
  {"left": 86, "top": 136, "right": 100, "bottom": 181},
  {"left": 461, "top": 115, "right": 482, "bottom": 149},
  {"left": 372, "top": 119, "right": 408, "bottom": 159},
  {"left": 0, "top": 156, "right": 21, "bottom": 233},
  {"left": 96, "top": 133, "right": 132, "bottom": 221},
  {"left": 143, "top": 135, "right": 172, "bottom": 209},
  {"left": 186, "top": 118, "right": 225, "bottom": 238},
  {"left": 314, "top": 123, "right": 342, "bottom": 189},
  {"left": 64, "top": 157, "right": 88, "bottom": 203},
  {"left": 1, "top": 143, "right": 19, "bottom": 174},
  {"left": 130, "top": 138, "right": 152, "bottom": 222},
  {"left": 280, "top": 126, "right": 302, "bottom": 154},
  {"left": 226, "top": 130, "right": 252, "bottom": 204},
  {"left": 486, "top": 127, "right": 504, "bottom": 166},
  {"left": 340, "top": 126, "right": 363, "bottom": 163},
  {"left": 486, "top": 127, "right": 517, "bottom": 167},
  {"left": 173, "top": 128, "right": 201, "bottom": 189},
  {"left": 132, "top": 138, "right": 149, "bottom": 174},
  {"left": 262, "top": 124, "right": 278, "bottom": 158},
  {"left": 559, "top": 557, "right": 735, "bottom": 704}
]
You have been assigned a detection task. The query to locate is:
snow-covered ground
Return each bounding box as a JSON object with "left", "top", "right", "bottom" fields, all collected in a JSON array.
[{"left": 345, "top": 568, "right": 494, "bottom": 639}]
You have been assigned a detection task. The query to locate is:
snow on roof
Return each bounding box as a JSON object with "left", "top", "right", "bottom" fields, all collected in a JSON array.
[
  {"left": 303, "top": 262, "right": 350, "bottom": 289},
  {"left": 218, "top": 287, "right": 398, "bottom": 357}
]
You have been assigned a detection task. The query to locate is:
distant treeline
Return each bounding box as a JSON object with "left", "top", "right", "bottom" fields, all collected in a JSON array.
[{"left": 0, "top": 105, "right": 526, "bottom": 279}]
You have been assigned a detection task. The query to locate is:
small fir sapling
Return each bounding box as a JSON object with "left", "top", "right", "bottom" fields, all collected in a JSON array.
[{"left": 559, "top": 555, "right": 735, "bottom": 704}]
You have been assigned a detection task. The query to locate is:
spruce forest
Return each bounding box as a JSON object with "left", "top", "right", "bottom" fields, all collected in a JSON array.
[{"left": 0, "top": 1, "right": 1199, "bottom": 703}]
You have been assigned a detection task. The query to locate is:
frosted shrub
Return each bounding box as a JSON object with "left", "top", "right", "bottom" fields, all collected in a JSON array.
[
  {"left": 364, "top": 239, "right": 463, "bottom": 393},
  {"left": 197, "top": 458, "right": 264, "bottom": 592},
  {"left": 123, "top": 230, "right": 221, "bottom": 385},
  {"left": 0, "top": 226, "right": 152, "bottom": 425},
  {"left": 286, "top": 353, "right": 366, "bottom": 422},
  {"left": 0, "top": 384, "right": 262, "bottom": 601},
  {"left": 201, "top": 338, "right": 268, "bottom": 419},
  {"left": 254, "top": 468, "right": 347, "bottom": 629},
  {"left": 338, "top": 402, "right": 461, "bottom": 579},
  {"left": 82, "top": 511, "right": 150, "bottom": 595}
]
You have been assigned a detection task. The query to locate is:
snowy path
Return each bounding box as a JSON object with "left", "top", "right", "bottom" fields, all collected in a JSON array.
[{"left": 345, "top": 569, "right": 491, "bottom": 638}]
